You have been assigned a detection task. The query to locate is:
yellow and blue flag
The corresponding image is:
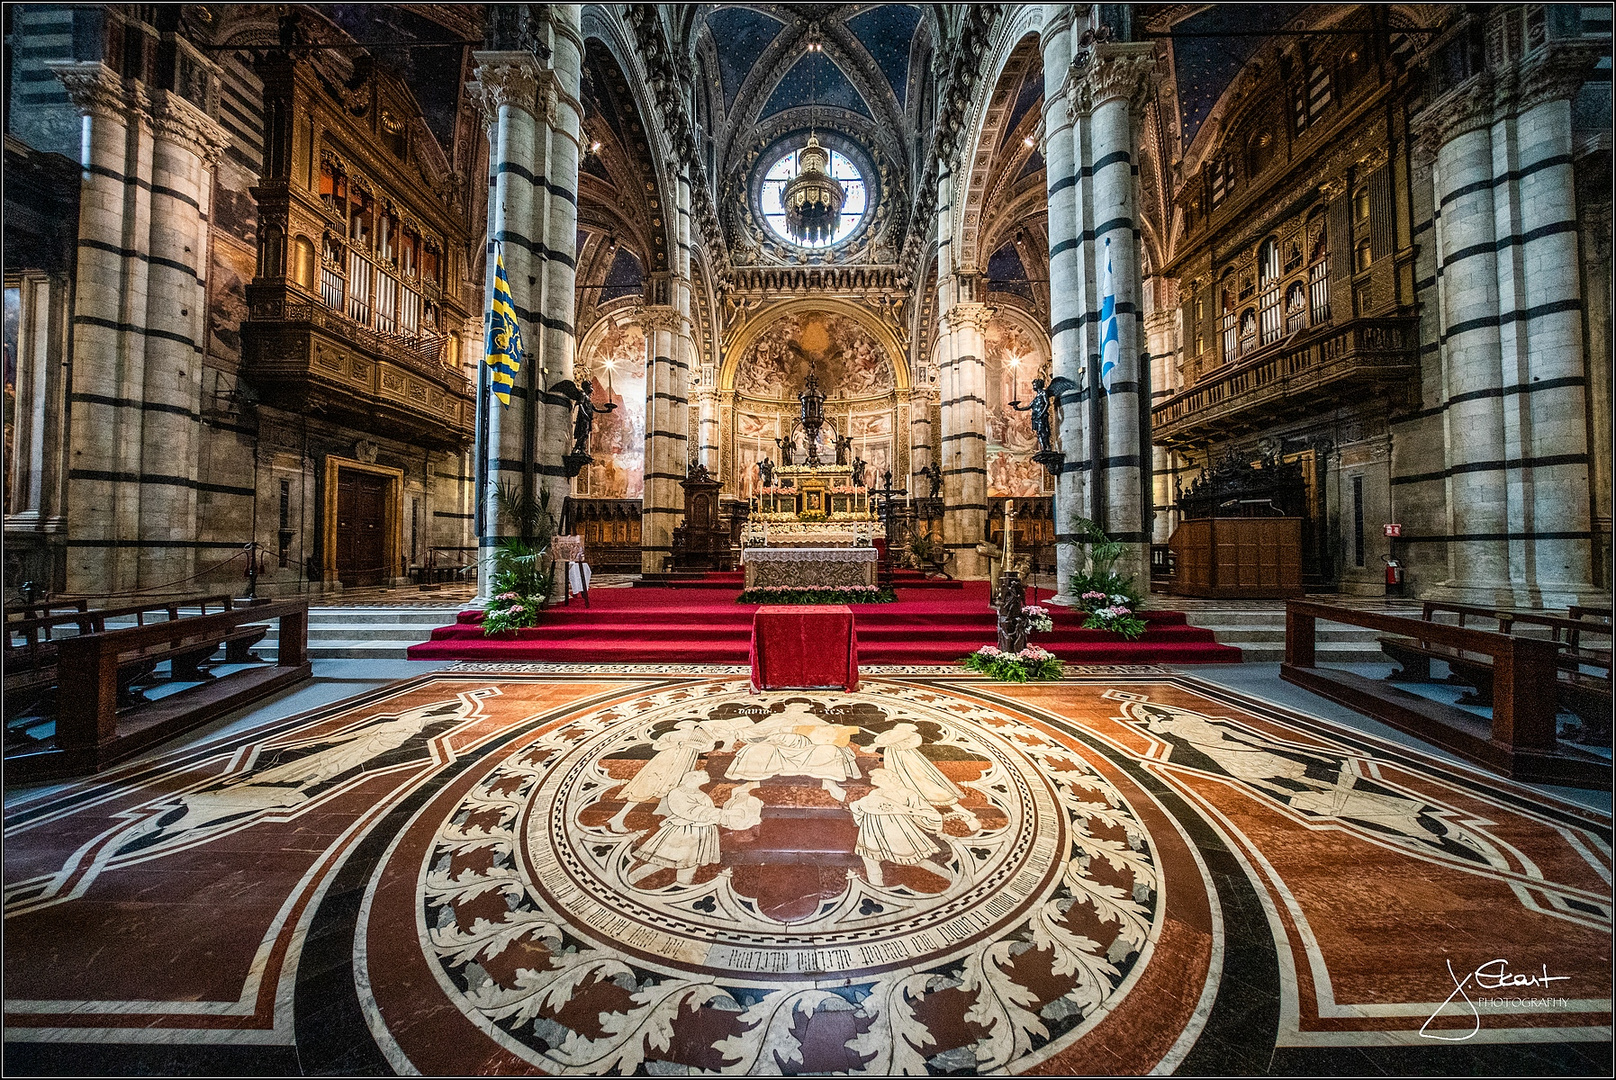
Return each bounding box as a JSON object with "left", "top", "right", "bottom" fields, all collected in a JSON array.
[{"left": 485, "top": 252, "right": 523, "bottom": 406}]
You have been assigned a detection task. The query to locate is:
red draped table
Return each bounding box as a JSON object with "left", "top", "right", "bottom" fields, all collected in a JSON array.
[{"left": 749, "top": 605, "right": 860, "bottom": 693}]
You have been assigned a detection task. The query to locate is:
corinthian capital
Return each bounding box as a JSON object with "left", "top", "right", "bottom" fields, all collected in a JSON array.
[
  {"left": 46, "top": 60, "right": 131, "bottom": 122},
  {"left": 636, "top": 305, "right": 685, "bottom": 332},
  {"left": 468, "top": 51, "right": 544, "bottom": 128},
  {"left": 1413, "top": 74, "right": 1495, "bottom": 151},
  {"left": 1513, "top": 41, "right": 1604, "bottom": 115},
  {"left": 1080, "top": 43, "right": 1156, "bottom": 114},
  {"left": 150, "top": 90, "right": 230, "bottom": 165},
  {"left": 945, "top": 302, "right": 996, "bottom": 336}
]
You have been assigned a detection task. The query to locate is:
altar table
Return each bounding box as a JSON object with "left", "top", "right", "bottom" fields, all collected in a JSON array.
[
  {"left": 741, "top": 545, "right": 879, "bottom": 590},
  {"left": 749, "top": 605, "right": 860, "bottom": 692}
]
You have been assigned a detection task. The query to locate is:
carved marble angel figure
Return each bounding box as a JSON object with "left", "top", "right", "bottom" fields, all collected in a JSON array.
[
  {"left": 609, "top": 721, "right": 716, "bottom": 832},
  {"left": 725, "top": 703, "right": 859, "bottom": 800},
  {"left": 628, "top": 772, "right": 762, "bottom": 886},
  {"left": 849, "top": 768, "right": 949, "bottom": 887},
  {"left": 870, "top": 723, "right": 981, "bottom": 831}
]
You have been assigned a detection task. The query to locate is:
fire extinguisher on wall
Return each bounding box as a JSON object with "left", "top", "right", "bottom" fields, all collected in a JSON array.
[{"left": 1381, "top": 554, "right": 1404, "bottom": 597}]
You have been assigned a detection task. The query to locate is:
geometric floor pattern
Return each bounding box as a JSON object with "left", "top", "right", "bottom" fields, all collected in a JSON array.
[{"left": 4, "top": 671, "right": 1610, "bottom": 1075}]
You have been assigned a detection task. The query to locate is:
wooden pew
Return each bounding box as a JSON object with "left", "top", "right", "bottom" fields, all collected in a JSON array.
[
  {"left": 1376, "top": 602, "right": 1611, "bottom": 744},
  {"left": 4, "top": 596, "right": 254, "bottom": 715},
  {"left": 1283, "top": 601, "right": 1607, "bottom": 788},
  {"left": 7, "top": 598, "right": 310, "bottom": 780}
]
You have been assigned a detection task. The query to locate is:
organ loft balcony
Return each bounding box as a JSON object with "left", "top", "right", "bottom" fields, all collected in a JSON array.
[
  {"left": 1152, "top": 314, "right": 1420, "bottom": 449},
  {"left": 241, "top": 278, "right": 473, "bottom": 450}
]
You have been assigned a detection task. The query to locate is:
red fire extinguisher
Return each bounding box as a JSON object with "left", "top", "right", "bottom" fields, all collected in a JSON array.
[{"left": 1381, "top": 555, "right": 1404, "bottom": 597}]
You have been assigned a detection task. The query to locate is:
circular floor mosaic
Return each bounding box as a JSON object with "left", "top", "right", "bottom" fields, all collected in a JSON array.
[{"left": 407, "top": 680, "right": 1170, "bottom": 1074}]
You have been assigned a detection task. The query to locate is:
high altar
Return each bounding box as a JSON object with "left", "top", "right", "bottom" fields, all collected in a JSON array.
[{"left": 753, "top": 464, "right": 872, "bottom": 528}]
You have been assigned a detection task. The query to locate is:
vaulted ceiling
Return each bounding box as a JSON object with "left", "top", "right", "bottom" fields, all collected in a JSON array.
[{"left": 690, "top": 4, "right": 935, "bottom": 194}]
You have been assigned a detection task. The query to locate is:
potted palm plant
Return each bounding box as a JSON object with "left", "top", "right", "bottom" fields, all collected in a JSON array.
[{"left": 481, "top": 482, "right": 556, "bottom": 636}]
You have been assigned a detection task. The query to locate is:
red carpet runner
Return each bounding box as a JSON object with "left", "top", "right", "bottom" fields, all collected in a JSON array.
[{"left": 407, "top": 579, "right": 1242, "bottom": 666}]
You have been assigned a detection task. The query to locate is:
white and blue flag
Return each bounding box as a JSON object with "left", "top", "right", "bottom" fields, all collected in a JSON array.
[{"left": 1098, "top": 237, "right": 1119, "bottom": 395}]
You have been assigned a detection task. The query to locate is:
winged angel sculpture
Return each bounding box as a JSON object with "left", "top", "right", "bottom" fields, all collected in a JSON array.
[{"left": 1008, "top": 375, "right": 1077, "bottom": 455}]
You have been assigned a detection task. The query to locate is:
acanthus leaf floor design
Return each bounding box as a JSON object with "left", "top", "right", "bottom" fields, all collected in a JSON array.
[{"left": 3, "top": 671, "right": 1610, "bottom": 1076}]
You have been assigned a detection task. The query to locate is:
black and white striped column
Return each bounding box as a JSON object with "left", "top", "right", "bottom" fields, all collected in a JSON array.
[
  {"left": 1417, "top": 42, "right": 1601, "bottom": 604},
  {"left": 536, "top": 12, "right": 585, "bottom": 523},
  {"left": 472, "top": 52, "right": 545, "bottom": 597},
  {"left": 1082, "top": 43, "right": 1156, "bottom": 579},
  {"left": 470, "top": 7, "right": 583, "bottom": 598},
  {"left": 1041, "top": 6, "right": 1089, "bottom": 597},
  {"left": 139, "top": 92, "right": 228, "bottom": 589},
  {"left": 52, "top": 61, "right": 227, "bottom": 596},
  {"left": 640, "top": 302, "right": 688, "bottom": 573},
  {"left": 942, "top": 301, "right": 992, "bottom": 579},
  {"left": 1503, "top": 50, "right": 1600, "bottom": 600}
]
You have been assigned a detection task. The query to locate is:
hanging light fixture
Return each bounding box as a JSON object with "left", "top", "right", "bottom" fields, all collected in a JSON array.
[{"left": 782, "top": 131, "right": 844, "bottom": 245}]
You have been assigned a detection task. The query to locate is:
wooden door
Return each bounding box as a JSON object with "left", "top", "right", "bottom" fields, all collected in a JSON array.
[{"left": 336, "top": 470, "right": 389, "bottom": 586}]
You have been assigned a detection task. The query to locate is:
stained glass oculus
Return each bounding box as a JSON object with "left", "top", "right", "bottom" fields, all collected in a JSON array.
[{"left": 759, "top": 143, "right": 867, "bottom": 248}]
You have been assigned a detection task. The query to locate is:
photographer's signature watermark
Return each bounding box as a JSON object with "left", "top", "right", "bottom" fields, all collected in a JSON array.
[{"left": 1420, "top": 958, "right": 1571, "bottom": 1040}]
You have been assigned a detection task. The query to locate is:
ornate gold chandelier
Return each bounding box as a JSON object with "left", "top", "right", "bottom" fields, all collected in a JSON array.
[{"left": 781, "top": 132, "right": 844, "bottom": 245}]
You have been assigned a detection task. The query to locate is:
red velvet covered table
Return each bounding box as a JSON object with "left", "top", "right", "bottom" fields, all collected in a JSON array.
[{"left": 749, "top": 605, "right": 860, "bottom": 692}]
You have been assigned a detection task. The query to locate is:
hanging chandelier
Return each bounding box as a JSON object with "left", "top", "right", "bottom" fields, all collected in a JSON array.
[{"left": 781, "top": 132, "right": 844, "bottom": 245}]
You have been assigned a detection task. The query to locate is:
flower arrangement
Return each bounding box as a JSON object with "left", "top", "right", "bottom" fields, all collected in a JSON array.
[
  {"left": 796, "top": 510, "right": 828, "bottom": 523},
  {"left": 482, "top": 591, "right": 543, "bottom": 635},
  {"left": 738, "top": 584, "right": 896, "bottom": 605},
  {"left": 1022, "top": 605, "right": 1054, "bottom": 634},
  {"left": 1073, "top": 591, "right": 1148, "bottom": 640},
  {"left": 962, "top": 644, "right": 1065, "bottom": 682},
  {"left": 481, "top": 482, "right": 554, "bottom": 637},
  {"left": 1067, "top": 516, "right": 1146, "bottom": 636}
]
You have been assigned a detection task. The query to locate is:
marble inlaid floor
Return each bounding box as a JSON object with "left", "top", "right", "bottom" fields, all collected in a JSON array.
[{"left": 3, "top": 671, "right": 1610, "bottom": 1075}]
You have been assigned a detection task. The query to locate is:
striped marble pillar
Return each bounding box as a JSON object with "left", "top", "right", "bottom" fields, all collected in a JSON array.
[
  {"left": 1500, "top": 48, "right": 1600, "bottom": 602},
  {"left": 1082, "top": 43, "right": 1156, "bottom": 582},
  {"left": 674, "top": 168, "right": 697, "bottom": 479},
  {"left": 1145, "top": 306, "right": 1178, "bottom": 544},
  {"left": 52, "top": 62, "right": 153, "bottom": 595},
  {"left": 944, "top": 300, "right": 992, "bottom": 580},
  {"left": 1420, "top": 79, "right": 1513, "bottom": 601},
  {"left": 138, "top": 91, "right": 228, "bottom": 590},
  {"left": 1041, "top": 6, "right": 1087, "bottom": 598},
  {"left": 471, "top": 52, "right": 544, "bottom": 598},
  {"left": 640, "top": 304, "right": 687, "bottom": 573},
  {"left": 534, "top": 8, "right": 585, "bottom": 521}
]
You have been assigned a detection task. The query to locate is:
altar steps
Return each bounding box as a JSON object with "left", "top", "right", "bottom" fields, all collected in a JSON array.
[{"left": 407, "top": 584, "right": 1240, "bottom": 666}]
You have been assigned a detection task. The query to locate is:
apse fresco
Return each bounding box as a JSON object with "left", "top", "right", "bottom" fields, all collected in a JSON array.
[
  {"left": 734, "top": 311, "right": 893, "bottom": 399},
  {"left": 984, "top": 316, "right": 1050, "bottom": 497},
  {"left": 579, "top": 320, "right": 647, "bottom": 498},
  {"left": 848, "top": 411, "right": 894, "bottom": 489},
  {"left": 734, "top": 411, "right": 776, "bottom": 499}
]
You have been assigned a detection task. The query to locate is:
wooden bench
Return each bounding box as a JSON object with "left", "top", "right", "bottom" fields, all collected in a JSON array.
[
  {"left": 1377, "top": 602, "right": 1611, "bottom": 744},
  {"left": 5, "top": 598, "right": 91, "bottom": 623},
  {"left": 4, "top": 595, "right": 257, "bottom": 715},
  {"left": 7, "top": 599, "right": 310, "bottom": 780},
  {"left": 1283, "top": 601, "right": 1607, "bottom": 788}
]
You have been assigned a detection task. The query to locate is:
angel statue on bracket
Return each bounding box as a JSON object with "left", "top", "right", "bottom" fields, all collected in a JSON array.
[
  {"left": 553, "top": 377, "right": 617, "bottom": 478},
  {"left": 1008, "top": 374, "right": 1077, "bottom": 476}
]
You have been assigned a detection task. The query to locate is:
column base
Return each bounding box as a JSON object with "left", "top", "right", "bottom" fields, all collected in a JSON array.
[{"left": 1421, "top": 580, "right": 1612, "bottom": 611}]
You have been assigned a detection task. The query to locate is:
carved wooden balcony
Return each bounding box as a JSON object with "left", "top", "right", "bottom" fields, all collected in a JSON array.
[
  {"left": 241, "top": 284, "right": 473, "bottom": 449},
  {"left": 1153, "top": 315, "right": 1420, "bottom": 448}
]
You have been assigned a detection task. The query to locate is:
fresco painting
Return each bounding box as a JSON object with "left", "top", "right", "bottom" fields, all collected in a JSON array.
[
  {"left": 983, "top": 316, "right": 1050, "bottom": 498},
  {"left": 734, "top": 311, "right": 893, "bottom": 399},
  {"left": 579, "top": 319, "right": 647, "bottom": 499}
]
